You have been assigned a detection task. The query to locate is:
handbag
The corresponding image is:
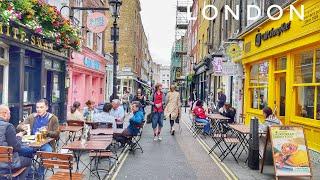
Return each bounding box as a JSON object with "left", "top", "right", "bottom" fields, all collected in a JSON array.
[{"left": 146, "top": 112, "right": 153, "bottom": 124}]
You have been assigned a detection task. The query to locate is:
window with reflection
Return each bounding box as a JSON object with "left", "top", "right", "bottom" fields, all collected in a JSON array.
[
  {"left": 294, "top": 49, "right": 320, "bottom": 121},
  {"left": 249, "top": 61, "right": 269, "bottom": 110}
]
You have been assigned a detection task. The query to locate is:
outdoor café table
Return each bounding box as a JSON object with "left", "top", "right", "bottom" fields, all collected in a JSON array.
[
  {"left": 59, "top": 125, "right": 84, "bottom": 146},
  {"left": 207, "top": 113, "right": 230, "bottom": 130},
  {"left": 85, "top": 121, "right": 99, "bottom": 129},
  {"left": 62, "top": 140, "right": 112, "bottom": 173},
  {"left": 228, "top": 124, "right": 266, "bottom": 161},
  {"left": 90, "top": 128, "right": 113, "bottom": 135},
  {"left": 28, "top": 138, "right": 55, "bottom": 149}
]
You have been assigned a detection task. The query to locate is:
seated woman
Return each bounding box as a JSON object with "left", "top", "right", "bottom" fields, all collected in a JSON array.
[
  {"left": 259, "top": 106, "right": 282, "bottom": 133},
  {"left": 192, "top": 100, "right": 211, "bottom": 134},
  {"left": 67, "top": 101, "right": 84, "bottom": 121},
  {"left": 219, "top": 103, "right": 236, "bottom": 124},
  {"left": 93, "top": 103, "right": 116, "bottom": 129},
  {"left": 259, "top": 106, "right": 282, "bottom": 161}
]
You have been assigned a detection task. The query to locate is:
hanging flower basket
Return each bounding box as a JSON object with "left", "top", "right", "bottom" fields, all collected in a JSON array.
[{"left": 0, "top": 0, "right": 81, "bottom": 51}]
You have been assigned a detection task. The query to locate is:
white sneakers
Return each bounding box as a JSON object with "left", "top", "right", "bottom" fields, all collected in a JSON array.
[{"left": 153, "top": 135, "right": 162, "bottom": 141}]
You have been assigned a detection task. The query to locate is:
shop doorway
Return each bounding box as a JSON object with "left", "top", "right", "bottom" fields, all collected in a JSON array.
[
  {"left": 46, "top": 71, "right": 62, "bottom": 118},
  {"left": 274, "top": 72, "right": 286, "bottom": 123}
]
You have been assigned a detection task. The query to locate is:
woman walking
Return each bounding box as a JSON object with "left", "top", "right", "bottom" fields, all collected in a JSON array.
[
  {"left": 150, "top": 83, "right": 166, "bottom": 141},
  {"left": 164, "top": 85, "right": 181, "bottom": 135}
]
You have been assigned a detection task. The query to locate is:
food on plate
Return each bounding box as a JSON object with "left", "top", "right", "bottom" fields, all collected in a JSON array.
[{"left": 286, "top": 150, "right": 309, "bottom": 167}]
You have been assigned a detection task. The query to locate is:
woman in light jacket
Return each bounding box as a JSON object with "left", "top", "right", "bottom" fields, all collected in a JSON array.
[{"left": 164, "top": 85, "right": 181, "bottom": 135}]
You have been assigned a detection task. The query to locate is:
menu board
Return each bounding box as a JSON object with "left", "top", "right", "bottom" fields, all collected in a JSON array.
[{"left": 270, "top": 126, "right": 311, "bottom": 177}]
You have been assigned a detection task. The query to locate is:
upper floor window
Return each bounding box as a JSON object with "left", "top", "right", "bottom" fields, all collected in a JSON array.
[{"left": 246, "top": 0, "right": 264, "bottom": 26}]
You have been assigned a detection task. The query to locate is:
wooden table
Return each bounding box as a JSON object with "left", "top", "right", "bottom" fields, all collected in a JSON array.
[
  {"left": 208, "top": 113, "right": 230, "bottom": 120},
  {"left": 28, "top": 138, "right": 54, "bottom": 149},
  {"left": 90, "top": 128, "right": 113, "bottom": 135},
  {"left": 59, "top": 125, "right": 84, "bottom": 146},
  {"left": 62, "top": 140, "right": 112, "bottom": 173},
  {"left": 60, "top": 125, "right": 83, "bottom": 132}
]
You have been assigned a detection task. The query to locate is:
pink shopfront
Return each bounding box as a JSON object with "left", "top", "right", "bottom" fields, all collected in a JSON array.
[{"left": 68, "top": 48, "right": 106, "bottom": 109}]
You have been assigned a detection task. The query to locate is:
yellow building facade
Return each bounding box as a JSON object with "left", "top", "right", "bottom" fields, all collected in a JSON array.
[
  {"left": 241, "top": 0, "right": 320, "bottom": 152},
  {"left": 197, "top": 0, "right": 210, "bottom": 63}
]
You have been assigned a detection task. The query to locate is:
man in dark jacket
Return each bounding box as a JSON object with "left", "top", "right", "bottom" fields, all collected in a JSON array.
[
  {"left": 217, "top": 89, "right": 226, "bottom": 109},
  {"left": 0, "top": 105, "right": 31, "bottom": 179}
]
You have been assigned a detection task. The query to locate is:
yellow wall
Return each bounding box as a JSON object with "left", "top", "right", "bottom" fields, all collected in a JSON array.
[
  {"left": 197, "top": 0, "right": 210, "bottom": 62},
  {"left": 241, "top": 0, "right": 320, "bottom": 152}
]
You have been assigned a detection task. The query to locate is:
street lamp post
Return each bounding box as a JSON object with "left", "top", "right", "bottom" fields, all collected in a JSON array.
[{"left": 108, "top": 0, "right": 122, "bottom": 100}]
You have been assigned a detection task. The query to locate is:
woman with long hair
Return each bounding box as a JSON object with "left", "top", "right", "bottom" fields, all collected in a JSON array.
[
  {"left": 164, "top": 85, "right": 181, "bottom": 135},
  {"left": 67, "top": 101, "right": 84, "bottom": 121}
]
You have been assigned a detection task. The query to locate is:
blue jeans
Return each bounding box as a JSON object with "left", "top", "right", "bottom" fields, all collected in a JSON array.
[
  {"left": 195, "top": 118, "right": 211, "bottom": 134},
  {"left": 19, "top": 144, "right": 53, "bottom": 178},
  {"left": 152, "top": 112, "right": 164, "bottom": 129}
]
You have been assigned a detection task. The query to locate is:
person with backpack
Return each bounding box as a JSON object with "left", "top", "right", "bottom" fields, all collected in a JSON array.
[{"left": 149, "top": 83, "right": 166, "bottom": 141}]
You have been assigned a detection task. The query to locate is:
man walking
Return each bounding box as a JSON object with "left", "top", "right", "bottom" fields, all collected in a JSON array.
[{"left": 217, "top": 89, "right": 226, "bottom": 109}]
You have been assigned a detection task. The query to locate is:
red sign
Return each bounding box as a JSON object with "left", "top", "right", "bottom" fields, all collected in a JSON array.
[{"left": 87, "top": 12, "right": 108, "bottom": 33}]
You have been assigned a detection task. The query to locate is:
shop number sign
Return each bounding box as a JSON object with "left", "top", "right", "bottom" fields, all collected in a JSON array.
[
  {"left": 87, "top": 12, "right": 108, "bottom": 33},
  {"left": 269, "top": 126, "right": 311, "bottom": 177}
]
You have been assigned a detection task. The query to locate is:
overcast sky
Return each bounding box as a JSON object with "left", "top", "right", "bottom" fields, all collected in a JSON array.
[{"left": 140, "top": 0, "right": 177, "bottom": 66}]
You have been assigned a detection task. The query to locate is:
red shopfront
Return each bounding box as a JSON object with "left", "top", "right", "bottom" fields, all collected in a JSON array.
[{"left": 68, "top": 48, "right": 106, "bottom": 110}]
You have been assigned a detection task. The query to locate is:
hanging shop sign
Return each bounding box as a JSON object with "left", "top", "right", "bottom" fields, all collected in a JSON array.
[
  {"left": 83, "top": 57, "right": 101, "bottom": 71},
  {"left": 87, "top": 12, "right": 108, "bottom": 33},
  {"left": 255, "top": 21, "right": 291, "bottom": 47},
  {"left": 226, "top": 43, "right": 242, "bottom": 61},
  {"left": 212, "top": 57, "right": 223, "bottom": 74},
  {"left": 212, "top": 61, "right": 239, "bottom": 76},
  {"left": 0, "top": 22, "right": 67, "bottom": 57}
]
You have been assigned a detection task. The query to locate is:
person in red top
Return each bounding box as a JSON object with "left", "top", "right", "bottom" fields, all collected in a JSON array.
[
  {"left": 193, "top": 100, "right": 211, "bottom": 134},
  {"left": 150, "top": 83, "right": 166, "bottom": 141}
]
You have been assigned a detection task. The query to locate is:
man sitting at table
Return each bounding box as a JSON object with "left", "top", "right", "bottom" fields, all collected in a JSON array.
[
  {"left": 114, "top": 101, "right": 144, "bottom": 147},
  {"left": 16, "top": 99, "right": 60, "bottom": 177},
  {"left": 93, "top": 103, "right": 116, "bottom": 129},
  {"left": 219, "top": 103, "right": 236, "bottom": 124},
  {"left": 0, "top": 104, "right": 32, "bottom": 179},
  {"left": 110, "top": 99, "right": 125, "bottom": 129},
  {"left": 193, "top": 100, "right": 211, "bottom": 134}
]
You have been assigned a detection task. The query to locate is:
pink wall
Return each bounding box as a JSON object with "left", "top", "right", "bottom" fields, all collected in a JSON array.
[{"left": 67, "top": 47, "right": 106, "bottom": 110}]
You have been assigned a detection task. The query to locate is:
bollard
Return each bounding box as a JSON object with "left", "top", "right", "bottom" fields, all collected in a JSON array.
[{"left": 248, "top": 116, "right": 259, "bottom": 170}]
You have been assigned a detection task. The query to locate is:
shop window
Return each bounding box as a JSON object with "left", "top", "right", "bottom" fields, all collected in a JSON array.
[
  {"left": 316, "top": 49, "right": 320, "bottom": 82},
  {"left": 249, "top": 61, "right": 269, "bottom": 110},
  {"left": 52, "top": 74, "right": 60, "bottom": 103},
  {"left": 294, "top": 48, "right": 320, "bottom": 120},
  {"left": 275, "top": 57, "right": 287, "bottom": 71},
  {"left": 294, "top": 50, "right": 313, "bottom": 84},
  {"left": 317, "top": 86, "right": 320, "bottom": 120},
  {"left": 295, "top": 86, "right": 314, "bottom": 119}
]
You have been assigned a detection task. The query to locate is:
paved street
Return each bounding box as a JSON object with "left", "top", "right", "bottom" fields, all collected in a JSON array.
[
  {"left": 109, "top": 108, "right": 320, "bottom": 180},
  {"left": 111, "top": 109, "right": 232, "bottom": 180}
]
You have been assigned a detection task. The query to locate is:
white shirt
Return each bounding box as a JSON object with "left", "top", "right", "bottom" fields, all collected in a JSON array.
[{"left": 110, "top": 105, "right": 125, "bottom": 124}]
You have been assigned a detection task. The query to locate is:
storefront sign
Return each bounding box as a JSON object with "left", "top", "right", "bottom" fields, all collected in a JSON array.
[
  {"left": 83, "top": 57, "right": 100, "bottom": 71},
  {"left": 0, "top": 23, "right": 67, "bottom": 56},
  {"left": 87, "top": 12, "right": 108, "bottom": 33},
  {"left": 255, "top": 22, "right": 291, "bottom": 47},
  {"left": 212, "top": 61, "right": 239, "bottom": 76},
  {"left": 270, "top": 126, "right": 311, "bottom": 177},
  {"left": 212, "top": 57, "right": 223, "bottom": 74}
]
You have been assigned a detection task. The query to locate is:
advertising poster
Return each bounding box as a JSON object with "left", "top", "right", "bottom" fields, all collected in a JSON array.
[{"left": 270, "top": 126, "right": 311, "bottom": 177}]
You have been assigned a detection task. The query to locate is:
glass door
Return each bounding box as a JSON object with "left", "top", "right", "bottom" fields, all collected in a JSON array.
[
  {"left": 274, "top": 73, "right": 286, "bottom": 122},
  {"left": 46, "top": 71, "right": 62, "bottom": 118}
]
